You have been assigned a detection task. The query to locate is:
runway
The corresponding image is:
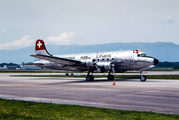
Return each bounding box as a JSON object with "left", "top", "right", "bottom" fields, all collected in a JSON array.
[{"left": 0, "top": 73, "right": 179, "bottom": 115}]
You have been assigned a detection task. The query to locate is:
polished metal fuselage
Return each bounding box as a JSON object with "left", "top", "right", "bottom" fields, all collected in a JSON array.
[{"left": 35, "top": 50, "right": 157, "bottom": 72}]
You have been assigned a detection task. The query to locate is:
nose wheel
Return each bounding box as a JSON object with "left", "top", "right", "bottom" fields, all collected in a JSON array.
[
  {"left": 140, "top": 71, "right": 146, "bottom": 82},
  {"left": 140, "top": 75, "right": 146, "bottom": 82}
]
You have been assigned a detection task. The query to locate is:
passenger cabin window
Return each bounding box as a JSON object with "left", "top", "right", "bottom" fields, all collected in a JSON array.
[{"left": 137, "top": 54, "right": 140, "bottom": 57}]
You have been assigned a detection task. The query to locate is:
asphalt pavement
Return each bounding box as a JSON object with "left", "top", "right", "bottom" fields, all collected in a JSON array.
[{"left": 0, "top": 73, "right": 179, "bottom": 114}]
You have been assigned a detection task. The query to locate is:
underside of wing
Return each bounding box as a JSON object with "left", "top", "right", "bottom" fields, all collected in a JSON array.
[{"left": 30, "top": 54, "right": 81, "bottom": 65}]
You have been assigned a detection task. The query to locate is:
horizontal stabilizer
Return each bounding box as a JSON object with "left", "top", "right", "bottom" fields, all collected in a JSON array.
[
  {"left": 30, "top": 54, "right": 81, "bottom": 65},
  {"left": 21, "top": 63, "right": 44, "bottom": 65}
]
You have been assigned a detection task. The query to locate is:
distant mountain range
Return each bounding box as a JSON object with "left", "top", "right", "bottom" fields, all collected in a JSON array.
[{"left": 0, "top": 42, "right": 179, "bottom": 63}]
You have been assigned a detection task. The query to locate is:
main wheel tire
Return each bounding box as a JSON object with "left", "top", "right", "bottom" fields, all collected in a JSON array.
[
  {"left": 140, "top": 75, "right": 146, "bottom": 82},
  {"left": 86, "top": 75, "right": 94, "bottom": 81},
  {"left": 107, "top": 75, "right": 114, "bottom": 80}
]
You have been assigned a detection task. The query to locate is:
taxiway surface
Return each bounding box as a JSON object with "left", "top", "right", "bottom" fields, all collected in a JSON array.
[{"left": 0, "top": 73, "right": 179, "bottom": 114}]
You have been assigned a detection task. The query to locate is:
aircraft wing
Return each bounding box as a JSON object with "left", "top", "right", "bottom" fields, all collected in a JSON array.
[{"left": 30, "top": 54, "right": 81, "bottom": 65}]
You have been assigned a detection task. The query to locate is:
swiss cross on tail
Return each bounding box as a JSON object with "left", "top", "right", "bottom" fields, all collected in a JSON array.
[
  {"left": 35, "top": 39, "right": 45, "bottom": 51},
  {"left": 35, "top": 39, "right": 52, "bottom": 56}
]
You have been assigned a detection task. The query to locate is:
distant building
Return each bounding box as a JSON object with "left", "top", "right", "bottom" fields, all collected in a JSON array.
[
  {"left": 0, "top": 65, "right": 8, "bottom": 69},
  {"left": 8, "top": 65, "right": 20, "bottom": 69},
  {"left": 21, "top": 65, "right": 41, "bottom": 70},
  {"left": 0, "top": 63, "right": 20, "bottom": 69},
  {"left": 0, "top": 63, "right": 41, "bottom": 70}
]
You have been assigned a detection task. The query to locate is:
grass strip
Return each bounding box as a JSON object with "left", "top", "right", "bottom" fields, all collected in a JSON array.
[
  {"left": 0, "top": 70, "right": 61, "bottom": 73},
  {"left": 0, "top": 98, "right": 179, "bottom": 120},
  {"left": 11, "top": 75, "right": 179, "bottom": 80}
]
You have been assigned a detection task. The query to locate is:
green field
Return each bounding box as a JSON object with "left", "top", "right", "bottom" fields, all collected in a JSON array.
[{"left": 0, "top": 99, "right": 179, "bottom": 120}]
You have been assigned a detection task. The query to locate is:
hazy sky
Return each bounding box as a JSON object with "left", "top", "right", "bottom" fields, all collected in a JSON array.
[{"left": 0, "top": 0, "right": 179, "bottom": 50}]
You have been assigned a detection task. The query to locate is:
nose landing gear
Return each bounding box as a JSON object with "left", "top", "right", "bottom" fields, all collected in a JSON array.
[{"left": 140, "top": 71, "right": 146, "bottom": 82}]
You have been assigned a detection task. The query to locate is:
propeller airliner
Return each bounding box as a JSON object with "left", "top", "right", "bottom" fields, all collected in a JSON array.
[{"left": 30, "top": 39, "right": 159, "bottom": 82}]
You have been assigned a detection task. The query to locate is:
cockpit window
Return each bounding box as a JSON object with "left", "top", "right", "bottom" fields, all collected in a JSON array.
[
  {"left": 141, "top": 54, "right": 146, "bottom": 57},
  {"left": 137, "top": 54, "right": 147, "bottom": 57}
]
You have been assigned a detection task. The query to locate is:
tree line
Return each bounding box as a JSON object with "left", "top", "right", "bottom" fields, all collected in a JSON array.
[{"left": 156, "top": 62, "right": 179, "bottom": 69}]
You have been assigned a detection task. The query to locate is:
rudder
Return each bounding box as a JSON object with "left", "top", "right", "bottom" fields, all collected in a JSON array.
[{"left": 35, "top": 39, "right": 52, "bottom": 56}]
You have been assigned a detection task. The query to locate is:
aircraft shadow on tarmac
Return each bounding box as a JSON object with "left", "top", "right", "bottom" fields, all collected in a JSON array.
[{"left": 39, "top": 78, "right": 161, "bottom": 86}]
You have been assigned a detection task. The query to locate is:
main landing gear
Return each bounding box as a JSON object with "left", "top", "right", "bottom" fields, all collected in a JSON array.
[
  {"left": 107, "top": 71, "right": 114, "bottom": 80},
  {"left": 86, "top": 64, "right": 116, "bottom": 81},
  {"left": 86, "top": 71, "right": 94, "bottom": 81},
  {"left": 108, "top": 64, "right": 115, "bottom": 80},
  {"left": 86, "top": 75, "right": 94, "bottom": 81},
  {"left": 140, "top": 71, "right": 146, "bottom": 82},
  {"left": 86, "top": 70, "right": 115, "bottom": 81}
]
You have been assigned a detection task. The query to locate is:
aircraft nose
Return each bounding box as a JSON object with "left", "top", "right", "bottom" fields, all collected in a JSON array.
[{"left": 154, "top": 58, "right": 159, "bottom": 65}]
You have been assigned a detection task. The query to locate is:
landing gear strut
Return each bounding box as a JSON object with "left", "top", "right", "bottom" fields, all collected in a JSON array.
[
  {"left": 107, "top": 64, "right": 115, "bottom": 80},
  {"left": 107, "top": 71, "right": 114, "bottom": 80},
  {"left": 140, "top": 71, "right": 146, "bottom": 82},
  {"left": 86, "top": 71, "right": 94, "bottom": 81}
]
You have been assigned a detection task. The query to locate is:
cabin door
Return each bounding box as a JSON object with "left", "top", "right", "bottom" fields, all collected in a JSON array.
[{"left": 129, "top": 54, "right": 135, "bottom": 64}]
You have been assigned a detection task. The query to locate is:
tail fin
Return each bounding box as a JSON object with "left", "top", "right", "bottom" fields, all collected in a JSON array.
[{"left": 35, "top": 39, "right": 52, "bottom": 56}]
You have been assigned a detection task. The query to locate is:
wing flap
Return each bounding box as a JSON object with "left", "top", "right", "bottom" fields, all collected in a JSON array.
[{"left": 30, "top": 54, "right": 81, "bottom": 65}]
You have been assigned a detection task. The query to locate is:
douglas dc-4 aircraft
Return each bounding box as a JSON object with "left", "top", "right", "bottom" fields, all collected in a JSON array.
[{"left": 30, "top": 39, "right": 159, "bottom": 82}]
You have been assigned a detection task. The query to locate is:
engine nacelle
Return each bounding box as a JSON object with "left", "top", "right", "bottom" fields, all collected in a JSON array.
[
  {"left": 85, "top": 61, "right": 96, "bottom": 67},
  {"left": 96, "top": 62, "right": 113, "bottom": 71}
]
